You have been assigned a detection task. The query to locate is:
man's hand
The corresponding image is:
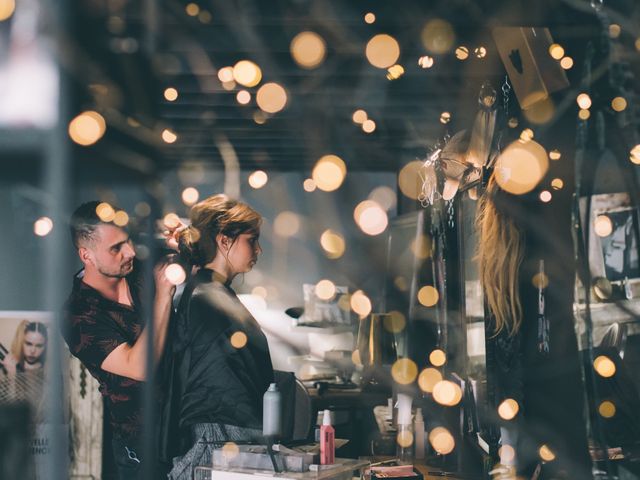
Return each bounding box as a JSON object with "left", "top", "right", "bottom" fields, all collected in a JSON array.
[
  {"left": 155, "top": 258, "right": 178, "bottom": 297},
  {"left": 160, "top": 216, "right": 188, "bottom": 251}
]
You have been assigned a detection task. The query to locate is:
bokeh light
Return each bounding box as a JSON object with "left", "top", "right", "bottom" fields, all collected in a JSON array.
[
  {"left": 222, "top": 442, "right": 239, "bottom": 459},
  {"left": 0, "top": 0, "right": 15, "bottom": 21},
  {"left": 236, "top": 90, "right": 251, "bottom": 105},
  {"left": 165, "top": 264, "right": 187, "bottom": 285},
  {"left": 248, "top": 170, "right": 268, "bottom": 189},
  {"left": 164, "top": 87, "right": 178, "bottom": 101},
  {"left": 69, "top": 111, "right": 107, "bottom": 146},
  {"left": 397, "top": 430, "right": 414, "bottom": 448},
  {"left": 274, "top": 211, "right": 300, "bottom": 237},
  {"left": 290, "top": 31, "right": 327, "bottom": 69},
  {"left": 303, "top": 178, "right": 317, "bottom": 192},
  {"left": 96, "top": 203, "right": 116, "bottom": 222},
  {"left": 594, "top": 215, "right": 613, "bottom": 237},
  {"left": 611, "top": 97, "right": 627, "bottom": 112},
  {"left": 594, "top": 355, "right": 616, "bottom": 378},
  {"left": 365, "top": 34, "right": 401, "bottom": 69},
  {"left": 369, "top": 186, "right": 396, "bottom": 211},
  {"left": 549, "top": 44, "right": 565, "bottom": 59},
  {"left": 560, "top": 56, "right": 574, "bottom": 69},
  {"left": 539, "top": 445, "right": 556, "bottom": 462},
  {"left": 455, "top": 46, "right": 469, "bottom": 60},
  {"left": 551, "top": 178, "right": 564, "bottom": 190},
  {"left": 354, "top": 201, "right": 388, "bottom": 236},
  {"left": 411, "top": 235, "right": 431, "bottom": 259},
  {"left": 418, "top": 56, "right": 434, "bottom": 68},
  {"left": 364, "top": 12, "right": 376, "bottom": 24},
  {"left": 350, "top": 290, "right": 372, "bottom": 317},
  {"left": 233, "top": 60, "right": 262, "bottom": 87},
  {"left": 539, "top": 190, "right": 552, "bottom": 203},
  {"left": 391, "top": 358, "right": 418, "bottom": 385},
  {"left": 576, "top": 93, "right": 592, "bottom": 110},
  {"left": 256, "top": 82, "right": 288, "bottom": 113},
  {"left": 433, "top": 380, "right": 462, "bottom": 406},
  {"left": 362, "top": 119, "right": 376, "bottom": 133},
  {"left": 398, "top": 161, "right": 424, "bottom": 200},
  {"left": 609, "top": 24, "right": 621, "bottom": 39},
  {"left": 386, "top": 64, "right": 405, "bottom": 80},
  {"left": 34, "top": 217, "right": 53, "bottom": 236},
  {"left": 352, "top": 109, "right": 367, "bottom": 124},
  {"left": 440, "top": 111, "right": 451, "bottom": 124},
  {"left": 383, "top": 311, "right": 406, "bottom": 334},
  {"left": 315, "top": 279, "right": 337, "bottom": 301},
  {"left": 429, "top": 427, "right": 455, "bottom": 455},
  {"left": 418, "top": 286, "right": 439, "bottom": 307},
  {"left": 163, "top": 213, "right": 182, "bottom": 229},
  {"left": 578, "top": 109, "right": 591, "bottom": 120},
  {"left": 474, "top": 46, "right": 487, "bottom": 58},
  {"left": 421, "top": 19, "right": 455, "bottom": 54},
  {"left": 631, "top": 145, "right": 640, "bottom": 165},
  {"left": 498, "top": 398, "right": 520, "bottom": 420},
  {"left": 312, "top": 155, "right": 346, "bottom": 192},
  {"left": 523, "top": 97, "right": 555, "bottom": 125},
  {"left": 320, "top": 230, "right": 346, "bottom": 259},
  {"left": 230, "top": 331, "right": 248, "bottom": 349},
  {"left": 500, "top": 445, "right": 516, "bottom": 464},
  {"left": 182, "top": 187, "right": 200, "bottom": 206},
  {"left": 418, "top": 368, "right": 443, "bottom": 393},
  {"left": 185, "top": 3, "right": 199, "bottom": 16},
  {"left": 162, "top": 129, "right": 178, "bottom": 144},
  {"left": 599, "top": 400, "right": 616, "bottom": 418},
  {"left": 494, "top": 139, "right": 549, "bottom": 195},
  {"left": 429, "top": 349, "right": 446, "bottom": 367},
  {"left": 218, "top": 67, "right": 234, "bottom": 83},
  {"left": 549, "top": 149, "right": 561, "bottom": 161},
  {"left": 113, "top": 210, "right": 129, "bottom": 227}
]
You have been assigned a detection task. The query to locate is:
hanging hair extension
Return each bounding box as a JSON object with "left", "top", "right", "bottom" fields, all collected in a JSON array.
[{"left": 476, "top": 175, "right": 525, "bottom": 336}]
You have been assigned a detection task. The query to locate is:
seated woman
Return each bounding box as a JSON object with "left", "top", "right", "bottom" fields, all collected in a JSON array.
[{"left": 159, "top": 195, "right": 274, "bottom": 479}]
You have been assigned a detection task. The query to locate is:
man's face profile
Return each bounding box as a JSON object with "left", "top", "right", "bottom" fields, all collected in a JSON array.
[{"left": 81, "top": 224, "right": 135, "bottom": 278}]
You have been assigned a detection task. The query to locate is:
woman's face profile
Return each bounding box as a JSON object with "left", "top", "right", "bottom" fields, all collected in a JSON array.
[
  {"left": 23, "top": 331, "right": 46, "bottom": 366},
  {"left": 225, "top": 231, "right": 262, "bottom": 275}
]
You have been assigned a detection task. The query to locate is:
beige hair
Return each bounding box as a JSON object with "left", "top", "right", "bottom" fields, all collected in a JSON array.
[
  {"left": 11, "top": 320, "right": 48, "bottom": 365},
  {"left": 476, "top": 175, "right": 524, "bottom": 336},
  {"left": 178, "top": 194, "right": 262, "bottom": 267}
]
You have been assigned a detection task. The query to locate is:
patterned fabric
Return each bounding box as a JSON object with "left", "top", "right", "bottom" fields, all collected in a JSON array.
[
  {"left": 63, "top": 267, "right": 144, "bottom": 442},
  {"left": 168, "top": 423, "right": 263, "bottom": 480}
]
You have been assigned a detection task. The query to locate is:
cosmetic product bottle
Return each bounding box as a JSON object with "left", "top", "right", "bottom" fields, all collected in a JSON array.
[
  {"left": 262, "top": 383, "right": 281, "bottom": 438},
  {"left": 320, "top": 409, "right": 335, "bottom": 465},
  {"left": 396, "top": 394, "right": 414, "bottom": 465},
  {"left": 414, "top": 408, "right": 425, "bottom": 460}
]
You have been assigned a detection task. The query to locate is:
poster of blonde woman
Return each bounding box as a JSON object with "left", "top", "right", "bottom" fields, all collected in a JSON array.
[{"left": 0, "top": 316, "right": 49, "bottom": 412}]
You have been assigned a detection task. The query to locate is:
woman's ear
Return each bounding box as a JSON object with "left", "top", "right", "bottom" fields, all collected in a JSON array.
[{"left": 216, "top": 233, "right": 230, "bottom": 252}]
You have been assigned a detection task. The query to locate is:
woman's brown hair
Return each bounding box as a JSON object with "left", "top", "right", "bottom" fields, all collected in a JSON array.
[
  {"left": 476, "top": 175, "right": 525, "bottom": 336},
  {"left": 177, "top": 194, "right": 262, "bottom": 267}
]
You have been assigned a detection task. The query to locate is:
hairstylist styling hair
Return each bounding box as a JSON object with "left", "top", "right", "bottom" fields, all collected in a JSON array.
[
  {"left": 63, "top": 201, "right": 175, "bottom": 479},
  {"left": 159, "top": 194, "right": 274, "bottom": 480}
]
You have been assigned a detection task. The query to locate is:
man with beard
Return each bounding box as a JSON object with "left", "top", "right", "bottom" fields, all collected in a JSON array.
[{"left": 63, "top": 201, "right": 175, "bottom": 479}]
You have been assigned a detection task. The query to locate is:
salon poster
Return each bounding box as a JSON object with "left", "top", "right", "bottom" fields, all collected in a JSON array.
[{"left": 0, "top": 311, "right": 67, "bottom": 478}]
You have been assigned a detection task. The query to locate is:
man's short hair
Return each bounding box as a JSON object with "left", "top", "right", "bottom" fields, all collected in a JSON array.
[{"left": 69, "top": 201, "right": 117, "bottom": 249}]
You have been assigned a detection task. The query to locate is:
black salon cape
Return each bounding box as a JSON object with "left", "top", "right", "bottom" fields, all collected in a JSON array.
[{"left": 158, "top": 268, "right": 274, "bottom": 462}]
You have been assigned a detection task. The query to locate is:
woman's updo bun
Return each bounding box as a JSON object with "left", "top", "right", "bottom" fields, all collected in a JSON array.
[
  {"left": 178, "top": 194, "right": 262, "bottom": 267},
  {"left": 177, "top": 225, "right": 204, "bottom": 266}
]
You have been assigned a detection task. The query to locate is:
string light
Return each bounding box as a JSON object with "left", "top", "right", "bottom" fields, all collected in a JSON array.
[{"left": 164, "top": 87, "right": 178, "bottom": 101}]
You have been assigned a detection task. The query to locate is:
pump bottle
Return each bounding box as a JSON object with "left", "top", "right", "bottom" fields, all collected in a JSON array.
[{"left": 320, "top": 409, "right": 335, "bottom": 465}]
